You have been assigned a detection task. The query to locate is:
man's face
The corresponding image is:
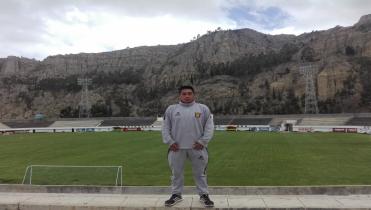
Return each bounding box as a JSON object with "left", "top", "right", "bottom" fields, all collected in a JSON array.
[{"left": 179, "top": 89, "right": 195, "bottom": 103}]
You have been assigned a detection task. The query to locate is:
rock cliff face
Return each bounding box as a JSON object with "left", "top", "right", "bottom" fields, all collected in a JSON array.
[{"left": 1, "top": 15, "right": 371, "bottom": 119}]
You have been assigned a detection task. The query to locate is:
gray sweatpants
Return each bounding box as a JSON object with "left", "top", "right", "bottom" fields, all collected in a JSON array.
[{"left": 168, "top": 148, "right": 209, "bottom": 195}]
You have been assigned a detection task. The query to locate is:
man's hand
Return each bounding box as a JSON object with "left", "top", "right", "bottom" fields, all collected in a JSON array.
[
  {"left": 169, "top": 143, "right": 179, "bottom": 152},
  {"left": 193, "top": 142, "right": 204, "bottom": 150}
]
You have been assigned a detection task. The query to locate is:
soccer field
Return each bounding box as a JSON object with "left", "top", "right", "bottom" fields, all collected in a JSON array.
[{"left": 0, "top": 131, "right": 370, "bottom": 186}]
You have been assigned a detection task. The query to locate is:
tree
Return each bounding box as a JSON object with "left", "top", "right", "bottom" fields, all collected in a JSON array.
[
  {"left": 60, "top": 106, "right": 78, "bottom": 118},
  {"left": 300, "top": 46, "right": 316, "bottom": 62},
  {"left": 91, "top": 103, "right": 112, "bottom": 117},
  {"left": 345, "top": 46, "right": 355, "bottom": 56},
  {"left": 117, "top": 97, "right": 132, "bottom": 117}
]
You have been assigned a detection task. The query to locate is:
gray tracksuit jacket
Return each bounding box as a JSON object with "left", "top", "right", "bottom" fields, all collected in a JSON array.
[{"left": 162, "top": 101, "right": 214, "bottom": 149}]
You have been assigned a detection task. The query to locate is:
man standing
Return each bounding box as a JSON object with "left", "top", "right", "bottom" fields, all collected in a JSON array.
[{"left": 162, "top": 85, "right": 214, "bottom": 207}]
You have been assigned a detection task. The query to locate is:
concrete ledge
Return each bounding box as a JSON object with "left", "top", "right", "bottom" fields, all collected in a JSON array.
[
  {"left": 1, "top": 193, "right": 371, "bottom": 209},
  {"left": 2, "top": 184, "right": 371, "bottom": 195}
]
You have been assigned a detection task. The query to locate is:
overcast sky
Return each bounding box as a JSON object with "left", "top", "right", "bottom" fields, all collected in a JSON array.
[{"left": 0, "top": 0, "right": 370, "bottom": 60}]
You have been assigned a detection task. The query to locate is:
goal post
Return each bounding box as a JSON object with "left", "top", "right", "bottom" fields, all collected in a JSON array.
[{"left": 22, "top": 165, "right": 123, "bottom": 186}]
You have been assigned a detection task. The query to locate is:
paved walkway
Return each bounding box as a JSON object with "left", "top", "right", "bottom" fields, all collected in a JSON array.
[{"left": 1, "top": 192, "right": 371, "bottom": 209}]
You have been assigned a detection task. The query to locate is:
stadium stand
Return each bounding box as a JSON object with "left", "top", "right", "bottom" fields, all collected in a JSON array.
[
  {"left": 269, "top": 117, "right": 302, "bottom": 126},
  {"left": 0, "top": 122, "right": 9, "bottom": 129},
  {"left": 230, "top": 117, "right": 272, "bottom": 125},
  {"left": 346, "top": 117, "right": 371, "bottom": 126},
  {"left": 99, "top": 117, "right": 156, "bottom": 126},
  {"left": 2, "top": 120, "right": 55, "bottom": 128},
  {"left": 298, "top": 117, "right": 351, "bottom": 126},
  {"left": 50, "top": 120, "right": 102, "bottom": 127},
  {"left": 214, "top": 116, "right": 234, "bottom": 125},
  {"left": 2, "top": 114, "right": 371, "bottom": 131},
  {"left": 151, "top": 119, "right": 163, "bottom": 127}
]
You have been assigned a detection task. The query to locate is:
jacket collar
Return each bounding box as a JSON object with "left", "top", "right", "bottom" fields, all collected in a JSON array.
[{"left": 179, "top": 101, "right": 195, "bottom": 107}]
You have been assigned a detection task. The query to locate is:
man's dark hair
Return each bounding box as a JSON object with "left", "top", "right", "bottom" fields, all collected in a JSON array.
[{"left": 178, "top": 85, "right": 195, "bottom": 94}]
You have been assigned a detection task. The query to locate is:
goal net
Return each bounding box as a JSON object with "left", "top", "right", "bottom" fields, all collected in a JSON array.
[{"left": 22, "top": 165, "right": 123, "bottom": 186}]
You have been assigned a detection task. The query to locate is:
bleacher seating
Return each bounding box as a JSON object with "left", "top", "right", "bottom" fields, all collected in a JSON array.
[
  {"left": 214, "top": 117, "right": 234, "bottom": 125},
  {"left": 50, "top": 120, "right": 102, "bottom": 127},
  {"left": 0, "top": 122, "right": 10, "bottom": 129},
  {"left": 268, "top": 117, "right": 302, "bottom": 126},
  {"left": 230, "top": 118, "right": 272, "bottom": 125},
  {"left": 151, "top": 120, "right": 163, "bottom": 127},
  {"left": 346, "top": 117, "right": 371, "bottom": 126},
  {"left": 299, "top": 117, "right": 351, "bottom": 126},
  {"left": 2, "top": 121, "right": 55, "bottom": 128},
  {"left": 100, "top": 118, "right": 156, "bottom": 126},
  {"left": 2, "top": 114, "right": 370, "bottom": 130}
]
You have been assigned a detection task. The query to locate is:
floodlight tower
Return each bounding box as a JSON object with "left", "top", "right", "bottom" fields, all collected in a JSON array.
[
  {"left": 299, "top": 63, "right": 319, "bottom": 114},
  {"left": 77, "top": 78, "right": 92, "bottom": 118}
]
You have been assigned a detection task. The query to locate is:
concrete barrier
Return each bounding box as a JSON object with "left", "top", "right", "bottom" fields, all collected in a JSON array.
[{"left": 2, "top": 184, "right": 371, "bottom": 195}]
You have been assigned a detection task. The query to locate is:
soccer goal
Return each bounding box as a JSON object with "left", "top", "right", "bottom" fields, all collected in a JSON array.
[{"left": 22, "top": 165, "right": 123, "bottom": 186}]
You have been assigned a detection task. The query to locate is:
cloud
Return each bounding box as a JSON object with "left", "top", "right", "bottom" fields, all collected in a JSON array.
[
  {"left": 43, "top": 11, "right": 231, "bottom": 54},
  {"left": 227, "top": 4, "right": 290, "bottom": 30},
  {"left": 0, "top": 0, "right": 370, "bottom": 60},
  {"left": 0, "top": 0, "right": 230, "bottom": 60},
  {"left": 233, "top": 0, "right": 371, "bottom": 34}
]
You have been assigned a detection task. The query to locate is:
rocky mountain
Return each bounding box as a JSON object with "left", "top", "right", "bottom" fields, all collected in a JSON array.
[{"left": 1, "top": 15, "right": 371, "bottom": 119}]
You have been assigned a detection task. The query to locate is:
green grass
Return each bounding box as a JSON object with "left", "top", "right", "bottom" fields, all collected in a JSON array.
[{"left": 0, "top": 131, "right": 370, "bottom": 186}]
